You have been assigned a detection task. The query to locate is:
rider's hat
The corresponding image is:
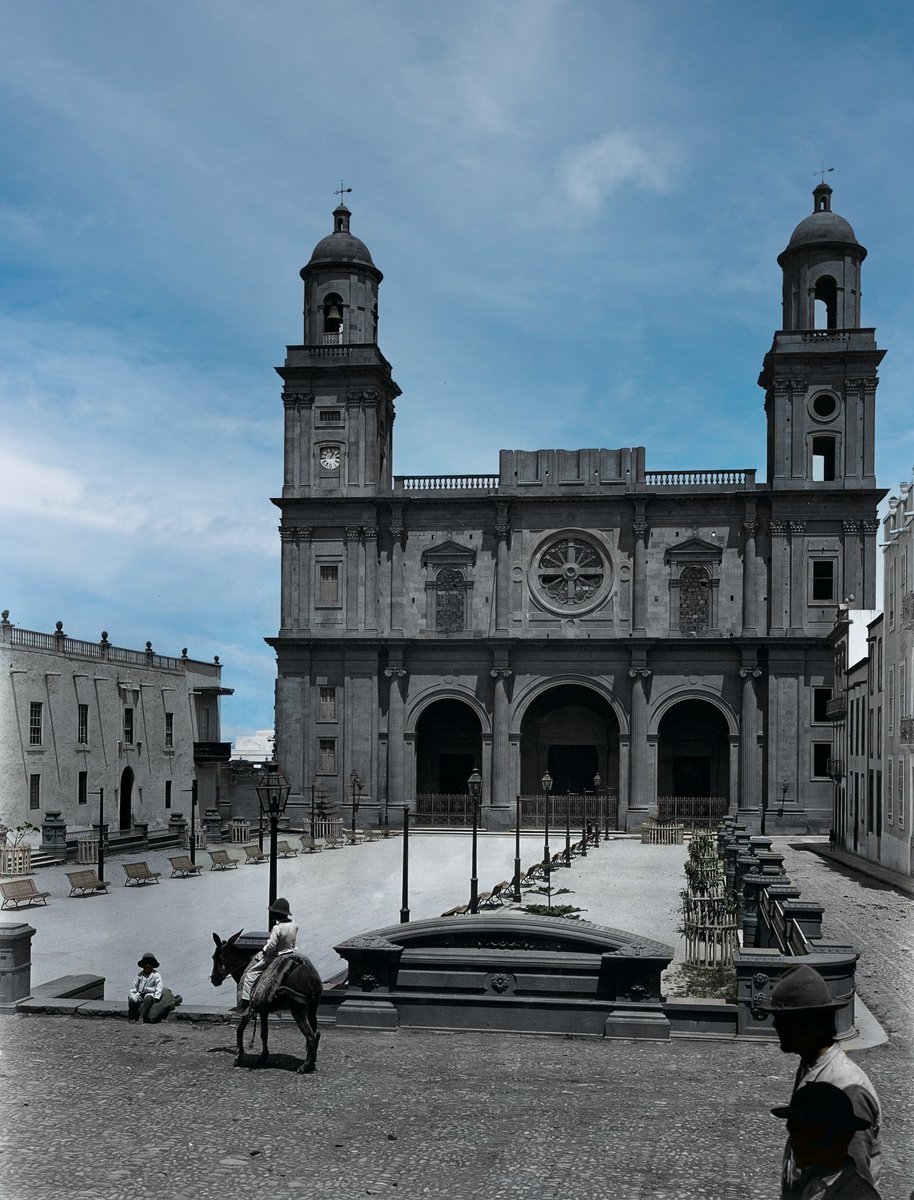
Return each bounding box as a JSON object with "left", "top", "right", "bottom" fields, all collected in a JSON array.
[
  {"left": 761, "top": 964, "right": 844, "bottom": 1012},
  {"left": 269, "top": 897, "right": 291, "bottom": 918},
  {"left": 137, "top": 952, "right": 160, "bottom": 968}
]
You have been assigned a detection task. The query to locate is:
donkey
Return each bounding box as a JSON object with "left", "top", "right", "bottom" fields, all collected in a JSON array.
[{"left": 211, "top": 930, "right": 322, "bottom": 1073}]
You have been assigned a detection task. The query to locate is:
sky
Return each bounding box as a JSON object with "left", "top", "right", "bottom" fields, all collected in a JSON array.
[{"left": 2, "top": 0, "right": 913, "bottom": 741}]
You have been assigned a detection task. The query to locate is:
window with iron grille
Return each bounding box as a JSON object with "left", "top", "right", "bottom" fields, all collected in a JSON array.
[
  {"left": 77, "top": 703, "right": 89, "bottom": 745},
  {"left": 318, "top": 564, "right": 340, "bottom": 606},
  {"left": 319, "top": 687, "right": 337, "bottom": 720},
  {"left": 78, "top": 771, "right": 87, "bottom": 805},
  {"left": 899, "top": 761, "right": 906, "bottom": 831},
  {"left": 29, "top": 701, "right": 43, "bottom": 746},
  {"left": 318, "top": 409, "right": 342, "bottom": 424},
  {"left": 165, "top": 780, "right": 172, "bottom": 809},
  {"left": 123, "top": 707, "right": 134, "bottom": 744},
  {"left": 165, "top": 712, "right": 174, "bottom": 748},
  {"left": 319, "top": 738, "right": 337, "bottom": 774},
  {"left": 29, "top": 774, "right": 40, "bottom": 810}
]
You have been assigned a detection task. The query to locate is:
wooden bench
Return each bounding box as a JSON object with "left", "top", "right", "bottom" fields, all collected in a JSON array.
[
  {"left": 484, "top": 881, "right": 511, "bottom": 906},
  {"left": 1, "top": 877, "right": 50, "bottom": 910},
  {"left": 208, "top": 848, "right": 239, "bottom": 870},
  {"left": 243, "top": 845, "right": 269, "bottom": 864},
  {"left": 300, "top": 836, "right": 323, "bottom": 853},
  {"left": 441, "top": 903, "right": 469, "bottom": 917},
  {"left": 123, "top": 861, "right": 161, "bottom": 886},
  {"left": 363, "top": 827, "right": 381, "bottom": 842},
  {"left": 66, "top": 870, "right": 110, "bottom": 897},
  {"left": 168, "top": 855, "right": 202, "bottom": 878},
  {"left": 379, "top": 826, "right": 401, "bottom": 838},
  {"left": 274, "top": 840, "right": 299, "bottom": 858},
  {"left": 344, "top": 829, "right": 364, "bottom": 846},
  {"left": 323, "top": 830, "right": 344, "bottom": 849}
]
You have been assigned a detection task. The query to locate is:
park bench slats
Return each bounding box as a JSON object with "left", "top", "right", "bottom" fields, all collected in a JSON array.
[
  {"left": 379, "top": 826, "right": 401, "bottom": 837},
  {"left": 363, "top": 827, "right": 381, "bottom": 841},
  {"left": 243, "top": 845, "right": 269, "bottom": 864},
  {"left": 300, "top": 836, "right": 323, "bottom": 853},
  {"left": 66, "top": 869, "right": 110, "bottom": 897},
  {"left": 1, "top": 877, "right": 50, "bottom": 909},
  {"left": 344, "top": 829, "right": 364, "bottom": 845},
  {"left": 441, "top": 903, "right": 469, "bottom": 917},
  {"left": 323, "top": 830, "right": 344, "bottom": 848},
  {"left": 168, "top": 855, "right": 202, "bottom": 878},
  {"left": 275, "top": 840, "right": 299, "bottom": 858},
  {"left": 208, "top": 849, "right": 239, "bottom": 870},
  {"left": 123, "top": 861, "right": 161, "bottom": 886}
]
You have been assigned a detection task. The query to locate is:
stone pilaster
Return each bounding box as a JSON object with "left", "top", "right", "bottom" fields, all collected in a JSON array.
[
  {"left": 490, "top": 667, "right": 512, "bottom": 808},
  {"left": 742, "top": 515, "right": 759, "bottom": 635},
  {"left": 346, "top": 528, "right": 361, "bottom": 630},
  {"left": 364, "top": 527, "right": 378, "bottom": 632},
  {"left": 788, "top": 521, "right": 806, "bottom": 634}
]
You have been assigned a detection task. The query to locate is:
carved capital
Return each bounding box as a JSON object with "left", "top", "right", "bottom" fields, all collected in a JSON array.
[
  {"left": 494, "top": 523, "right": 511, "bottom": 540},
  {"left": 346, "top": 527, "right": 361, "bottom": 542},
  {"left": 298, "top": 527, "right": 313, "bottom": 542},
  {"left": 389, "top": 524, "right": 404, "bottom": 541},
  {"left": 363, "top": 526, "right": 378, "bottom": 541},
  {"left": 347, "top": 389, "right": 380, "bottom": 404},
  {"left": 632, "top": 521, "right": 649, "bottom": 540},
  {"left": 842, "top": 520, "right": 860, "bottom": 534},
  {"left": 862, "top": 519, "right": 880, "bottom": 534},
  {"left": 279, "top": 527, "right": 298, "bottom": 544},
  {"left": 628, "top": 668, "right": 652, "bottom": 679},
  {"left": 770, "top": 521, "right": 788, "bottom": 536},
  {"left": 847, "top": 377, "right": 878, "bottom": 391},
  {"left": 786, "top": 377, "right": 808, "bottom": 393},
  {"left": 788, "top": 521, "right": 807, "bottom": 537},
  {"left": 739, "top": 667, "right": 763, "bottom": 679},
  {"left": 743, "top": 520, "right": 758, "bottom": 537},
  {"left": 283, "top": 391, "right": 313, "bottom": 408}
]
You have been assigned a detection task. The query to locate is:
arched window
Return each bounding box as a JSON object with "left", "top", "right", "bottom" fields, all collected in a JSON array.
[
  {"left": 679, "top": 564, "right": 711, "bottom": 634},
  {"left": 435, "top": 567, "right": 466, "bottom": 633},
  {"left": 322, "top": 293, "right": 344, "bottom": 344},
  {"left": 814, "top": 275, "right": 838, "bottom": 330},
  {"left": 812, "top": 435, "right": 837, "bottom": 481}
]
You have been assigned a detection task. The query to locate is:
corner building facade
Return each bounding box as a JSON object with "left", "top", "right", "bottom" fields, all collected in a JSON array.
[{"left": 269, "top": 186, "right": 884, "bottom": 832}]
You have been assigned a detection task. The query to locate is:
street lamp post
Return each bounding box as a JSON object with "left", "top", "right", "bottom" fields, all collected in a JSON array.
[
  {"left": 467, "top": 765, "right": 482, "bottom": 914},
  {"left": 564, "top": 792, "right": 572, "bottom": 867},
  {"left": 541, "top": 770, "right": 553, "bottom": 908},
  {"left": 349, "top": 770, "right": 363, "bottom": 842},
  {"left": 400, "top": 805, "right": 410, "bottom": 923},
  {"left": 190, "top": 779, "right": 198, "bottom": 865},
  {"left": 513, "top": 793, "right": 523, "bottom": 902},
  {"left": 580, "top": 790, "right": 588, "bottom": 857},
  {"left": 90, "top": 787, "right": 106, "bottom": 884},
  {"left": 255, "top": 762, "right": 291, "bottom": 929},
  {"left": 309, "top": 783, "right": 315, "bottom": 839},
  {"left": 593, "top": 774, "right": 601, "bottom": 847}
]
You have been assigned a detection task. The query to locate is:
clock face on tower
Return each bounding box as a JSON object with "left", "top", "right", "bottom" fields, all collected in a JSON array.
[{"left": 319, "top": 446, "right": 341, "bottom": 471}]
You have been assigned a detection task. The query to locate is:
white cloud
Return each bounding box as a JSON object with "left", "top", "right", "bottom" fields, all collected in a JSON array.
[{"left": 559, "top": 131, "right": 679, "bottom": 212}]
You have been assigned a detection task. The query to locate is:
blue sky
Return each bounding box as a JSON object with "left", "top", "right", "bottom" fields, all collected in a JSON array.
[{"left": 2, "top": 1, "right": 913, "bottom": 740}]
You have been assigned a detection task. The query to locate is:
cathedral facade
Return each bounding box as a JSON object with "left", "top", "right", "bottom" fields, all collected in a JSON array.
[{"left": 268, "top": 185, "right": 883, "bottom": 832}]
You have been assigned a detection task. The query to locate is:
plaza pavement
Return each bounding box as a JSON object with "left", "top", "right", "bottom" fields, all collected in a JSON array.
[{"left": 1, "top": 837, "right": 911, "bottom": 1200}]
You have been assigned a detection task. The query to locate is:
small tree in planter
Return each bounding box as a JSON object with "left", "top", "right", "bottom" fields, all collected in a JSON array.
[{"left": 0, "top": 819, "right": 39, "bottom": 877}]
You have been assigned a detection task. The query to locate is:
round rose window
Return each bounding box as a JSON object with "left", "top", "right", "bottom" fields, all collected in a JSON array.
[{"left": 528, "top": 533, "right": 612, "bottom": 615}]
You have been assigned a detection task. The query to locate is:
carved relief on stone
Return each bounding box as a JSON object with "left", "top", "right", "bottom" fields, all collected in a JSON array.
[
  {"left": 788, "top": 521, "right": 807, "bottom": 537},
  {"left": 862, "top": 520, "right": 881, "bottom": 534},
  {"left": 282, "top": 391, "right": 314, "bottom": 408},
  {"left": 346, "top": 527, "right": 361, "bottom": 543},
  {"left": 769, "top": 521, "right": 788, "bottom": 536},
  {"left": 528, "top": 532, "right": 612, "bottom": 615},
  {"left": 434, "top": 566, "right": 466, "bottom": 633},
  {"left": 743, "top": 520, "right": 758, "bottom": 537},
  {"left": 842, "top": 521, "right": 860, "bottom": 534}
]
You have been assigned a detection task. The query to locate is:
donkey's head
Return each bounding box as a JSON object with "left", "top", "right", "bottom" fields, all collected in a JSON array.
[{"left": 211, "top": 930, "right": 245, "bottom": 987}]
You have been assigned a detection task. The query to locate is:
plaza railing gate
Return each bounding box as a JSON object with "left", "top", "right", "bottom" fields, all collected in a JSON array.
[
  {"left": 414, "top": 795, "right": 479, "bottom": 827},
  {"left": 518, "top": 793, "right": 619, "bottom": 831},
  {"left": 656, "top": 796, "right": 729, "bottom": 828}
]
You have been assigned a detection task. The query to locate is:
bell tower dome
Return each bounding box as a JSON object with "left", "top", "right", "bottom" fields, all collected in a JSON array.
[
  {"left": 301, "top": 202, "right": 382, "bottom": 347},
  {"left": 759, "top": 185, "right": 883, "bottom": 491}
]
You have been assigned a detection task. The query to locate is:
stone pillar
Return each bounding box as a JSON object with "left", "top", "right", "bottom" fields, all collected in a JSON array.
[
  {"left": 769, "top": 522, "right": 788, "bottom": 635},
  {"left": 40, "top": 812, "right": 67, "bottom": 859},
  {"left": 495, "top": 508, "right": 510, "bottom": 635},
  {"left": 385, "top": 668, "right": 407, "bottom": 809},
  {"left": 203, "top": 810, "right": 222, "bottom": 844},
  {"left": 279, "top": 528, "right": 295, "bottom": 633},
  {"left": 617, "top": 736, "right": 631, "bottom": 829},
  {"left": 389, "top": 515, "right": 404, "bottom": 634},
  {"left": 168, "top": 812, "right": 188, "bottom": 846},
  {"left": 0, "top": 922, "right": 36, "bottom": 1010},
  {"left": 346, "top": 528, "right": 361, "bottom": 630},
  {"left": 628, "top": 669, "right": 651, "bottom": 821},
  {"left": 364, "top": 527, "right": 378, "bottom": 632},
  {"left": 282, "top": 393, "right": 297, "bottom": 494},
  {"left": 632, "top": 513, "right": 649, "bottom": 635},
  {"left": 297, "top": 528, "right": 312, "bottom": 631},
  {"left": 788, "top": 521, "right": 806, "bottom": 635},
  {"left": 742, "top": 516, "right": 759, "bottom": 635},
  {"left": 739, "top": 667, "right": 762, "bottom": 818},
  {"left": 843, "top": 521, "right": 861, "bottom": 603},
  {"left": 490, "top": 669, "right": 512, "bottom": 810},
  {"left": 861, "top": 519, "right": 880, "bottom": 609}
]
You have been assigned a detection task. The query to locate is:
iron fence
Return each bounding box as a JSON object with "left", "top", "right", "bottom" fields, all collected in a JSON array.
[
  {"left": 414, "top": 794, "right": 478, "bottom": 827},
  {"left": 518, "top": 792, "right": 619, "bottom": 830},
  {"left": 656, "top": 796, "right": 729, "bottom": 828}
]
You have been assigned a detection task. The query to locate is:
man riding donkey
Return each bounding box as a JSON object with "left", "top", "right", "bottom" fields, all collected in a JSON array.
[{"left": 237, "top": 896, "right": 300, "bottom": 1014}]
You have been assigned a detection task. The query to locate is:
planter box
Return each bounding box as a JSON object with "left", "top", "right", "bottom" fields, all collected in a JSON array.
[{"left": 0, "top": 845, "right": 32, "bottom": 877}]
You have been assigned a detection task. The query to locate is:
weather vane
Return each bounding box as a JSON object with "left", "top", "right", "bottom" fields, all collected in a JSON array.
[
  {"left": 334, "top": 180, "right": 352, "bottom": 203},
  {"left": 814, "top": 162, "right": 834, "bottom": 184}
]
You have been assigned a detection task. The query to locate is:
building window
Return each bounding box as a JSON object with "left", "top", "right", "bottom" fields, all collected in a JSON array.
[
  {"left": 888, "top": 668, "right": 895, "bottom": 733},
  {"left": 877, "top": 707, "right": 882, "bottom": 748},
  {"left": 813, "top": 687, "right": 831, "bottom": 724},
  {"left": 165, "top": 712, "right": 174, "bottom": 748},
  {"left": 318, "top": 738, "right": 337, "bottom": 774},
  {"left": 123, "top": 707, "right": 134, "bottom": 744},
  {"left": 900, "top": 663, "right": 907, "bottom": 724},
  {"left": 29, "top": 701, "right": 43, "bottom": 746},
  {"left": 811, "top": 559, "right": 836, "bottom": 603},
  {"left": 899, "top": 760, "right": 906, "bottom": 831},
  {"left": 165, "top": 780, "right": 172, "bottom": 810},
  {"left": 435, "top": 567, "right": 467, "bottom": 633},
  {"left": 318, "top": 409, "right": 342, "bottom": 424},
  {"left": 811, "top": 436, "right": 837, "bottom": 481},
  {"left": 29, "top": 774, "right": 40, "bottom": 810},
  {"left": 812, "top": 743, "right": 831, "bottom": 779},
  {"left": 889, "top": 562, "right": 896, "bottom": 629},
  {"left": 319, "top": 687, "right": 337, "bottom": 720},
  {"left": 318, "top": 564, "right": 340, "bottom": 606},
  {"left": 876, "top": 769, "right": 883, "bottom": 824},
  {"left": 78, "top": 771, "right": 88, "bottom": 806},
  {"left": 77, "top": 703, "right": 89, "bottom": 745},
  {"left": 878, "top": 640, "right": 883, "bottom": 691}
]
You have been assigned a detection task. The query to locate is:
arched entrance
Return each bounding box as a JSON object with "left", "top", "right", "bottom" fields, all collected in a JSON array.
[
  {"left": 415, "top": 699, "right": 482, "bottom": 824},
  {"left": 519, "top": 685, "right": 619, "bottom": 798},
  {"left": 119, "top": 766, "right": 134, "bottom": 831},
  {"left": 657, "top": 699, "right": 729, "bottom": 822}
]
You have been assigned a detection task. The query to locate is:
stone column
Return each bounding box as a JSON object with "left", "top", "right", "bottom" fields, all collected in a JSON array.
[
  {"left": 632, "top": 513, "right": 649, "bottom": 635},
  {"left": 297, "top": 528, "right": 312, "bottom": 631},
  {"left": 385, "top": 668, "right": 407, "bottom": 810},
  {"left": 739, "top": 667, "right": 762, "bottom": 818},
  {"left": 364, "top": 527, "right": 378, "bottom": 632},
  {"left": 617, "top": 736, "right": 631, "bottom": 829},
  {"left": 279, "top": 528, "right": 295, "bottom": 634},
  {"left": 490, "top": 668, "right": 512, "bottom": 810},
  {"left": 346, "top": 528, "right": 361, "bottom": 631},
  {"left": 769, "top": 521, "right": 788, "bottom": 635},
  {"left": 861, "top": 519, "right": 880, "bottom": 609},
  {"left": 494, "top": 508, "right": 510, "bottom": 635},
  {"left": 742, "top": 516, "right": 759, "bottom": 635},
  {"left": 789, "top": 379, "right": 807, "bottom": 484},
  {"left": 389, "top": 513, "right": 405, "bottom": 635},
  {"left": 843, "top": 521, "right": 861, "bottom": 605},
  {"left": 788, "top": 522, "right": 806, "bottom": 635},
  {"left": 628, "top": 668, "right": 651, "bottom": 821},
  {"left": 283, "top": 393, "right": 312, "bottom": 494},
  {"left": 728, "top": 735, "right": 741, "bottom": 818}
]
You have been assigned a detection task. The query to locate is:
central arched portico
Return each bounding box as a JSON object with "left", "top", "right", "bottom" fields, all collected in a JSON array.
[{"left": 648, "top": 691, "right": 739, "bottom": 824}]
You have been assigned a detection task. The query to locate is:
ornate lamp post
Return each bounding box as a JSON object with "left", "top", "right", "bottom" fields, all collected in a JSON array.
[
  {"left": 513, "top": 792, "right": 523, "bottom": 902},
  {"left": 89, "top": 786, "right": 106, "bottom": 884},
  {"left": 563, "top": 790, "right": 572, "bottom": 867},
  {"left": 400, "top": 805, "right": 410, "bottom": 923},
  {"left": 580, "top": 789, "right": 588, "bottom": 857},
  {"left": 349, "top": 769, "right": 363, "bottom": 841},
  {"left": 541, "top": 770, "right": 553, "bottom": 908},
  {"left": 593, "top": 773, "right": 601, "bottom": 847},
  {"left": 255, "top": 762, "right": 291, "bottom": 928},
  {"left": 467, "top": 765, "right": 482, "bottom": 914}
]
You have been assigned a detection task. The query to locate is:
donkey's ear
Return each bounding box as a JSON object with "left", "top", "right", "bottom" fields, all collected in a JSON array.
[
  {"left": 227, "top": 929, "right": 243, "bottom": 944},
  {"left": 212, "top": 932, "right": 222, "bottom": 947}
]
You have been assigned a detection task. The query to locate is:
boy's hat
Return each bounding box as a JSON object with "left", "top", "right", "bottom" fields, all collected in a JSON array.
[
  {"left": 761, "top": 964, "right": 844, "bottom": 1011},
  {"left": 772, "top": 1082, "right": 871, "bottom": 1131},
  {"left": 269, "top": 897, "right": 291, "bottom": 918},
  {"left": 137, "top": 953, "right": 160, "bottom": 968}
]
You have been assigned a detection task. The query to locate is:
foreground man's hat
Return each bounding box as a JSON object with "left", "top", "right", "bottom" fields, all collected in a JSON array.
[
  {"left": 762, "top": 964, "right": 844, "bottom": 1011},
  {"left": 772, "top": 1082, "right": 871, "bottom": 1130}
]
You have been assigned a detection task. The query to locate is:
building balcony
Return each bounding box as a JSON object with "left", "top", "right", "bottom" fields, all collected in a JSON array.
[
  {"left": 826, "top": 695, "right": 848, "bottom": 720},
  {"left": 194, "top": 741, "right": 232, "bottom": 764},
  {"left": 900, "top": 717, "right": 914, "bottom": 746},
  {"left": 827, "top": 757, "right": 844, "bottom": 780}
]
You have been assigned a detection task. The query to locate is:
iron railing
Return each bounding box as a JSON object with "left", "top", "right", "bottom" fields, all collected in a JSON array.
[
  {"left": 656, "top": 796, "right": 729, "bottom": 827},
  {"left": 900, "top": 717, "right": 914, "bottom": 745},
  {"left": 518, "top": 793, "right": 619, "bottom": 830},
  {"left": 414, "top": 794, "right": 479, "bottom": 827}
]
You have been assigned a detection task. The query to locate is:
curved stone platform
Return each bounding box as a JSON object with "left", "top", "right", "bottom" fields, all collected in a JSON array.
[{"left": 333, "top": 914, "right": 674, "bottom": 1039}]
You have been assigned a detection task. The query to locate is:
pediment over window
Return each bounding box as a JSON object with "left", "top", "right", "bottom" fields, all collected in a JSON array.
[
  {"left": 664, "top": 537, "right": 723, "bottom": 566},
  {"left": 421, "top": 539, "right": 477, "bottom": 567}
]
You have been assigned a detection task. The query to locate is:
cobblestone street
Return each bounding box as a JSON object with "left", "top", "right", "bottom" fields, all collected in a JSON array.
[{"left": 1, "top": 840, "right": 911, "bottom": 1200}]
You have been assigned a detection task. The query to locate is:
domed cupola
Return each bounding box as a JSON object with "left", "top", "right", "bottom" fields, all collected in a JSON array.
[
  {"left": 300, "top": 203, "right": 383, "bottom": 346},
  {"left": 777, "top": 184, "right": 867, "bottom": 331}
]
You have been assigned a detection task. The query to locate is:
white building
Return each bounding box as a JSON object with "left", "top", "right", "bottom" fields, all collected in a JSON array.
[{"left": 0, "top": 612, "right": 232, "bottom": 835}]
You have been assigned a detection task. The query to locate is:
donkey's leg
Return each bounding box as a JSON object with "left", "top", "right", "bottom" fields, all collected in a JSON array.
[
  {"left": 235, "top": 1010, "right": 251, "bottom": 1065},
  {"left": 291, "top": 1001, "right": 320, "bottom": 1074},
  {"left": 259, "top": 1010, "right": 269, "bottom": 1062}
]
